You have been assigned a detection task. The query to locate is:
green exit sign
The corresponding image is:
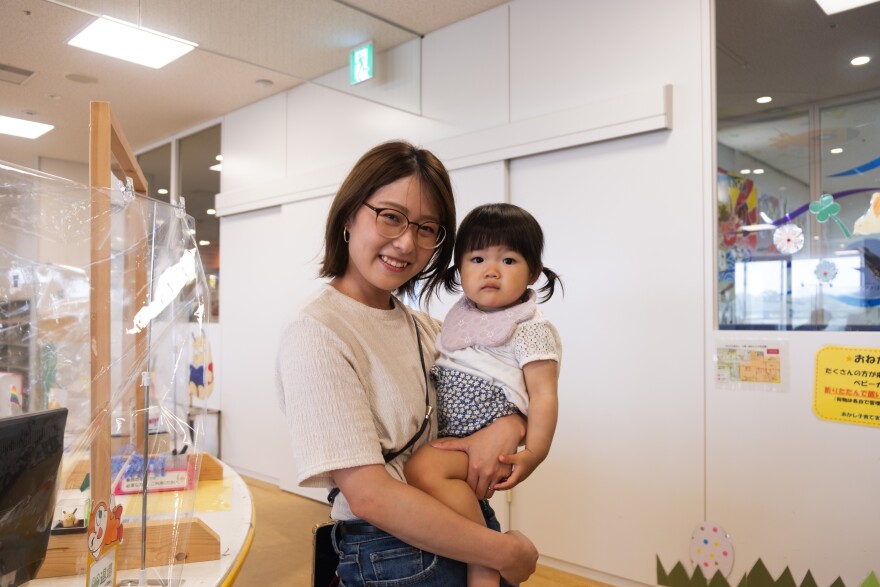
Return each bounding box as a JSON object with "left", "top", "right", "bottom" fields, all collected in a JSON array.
[{"left": 350, "top": 42, "right": 373, "bottom": 85}]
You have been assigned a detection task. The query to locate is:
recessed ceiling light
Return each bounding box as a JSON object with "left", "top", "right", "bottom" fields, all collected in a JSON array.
[
  {"left": 206, "top": 208, "right": 216, "bottom": 215},
  {"left": 851, "top": 56, "right": 871, "bottom": 66},
  {"left": 209, "top": 163, "right": 222, "bottom": 172},
  {"left": 830, "top": 147, "right": 843, "bottom": 154},
  {"left": 68, "top": 16, "right": 197, "bottom": 69},
  {"left": 215, "top": 154, "right": 222, "bottom": 161},
  {"left": 753, "top": 169, "right": 765, "bottom": 174},
  {"left": 157, "top": 188, "right": 169, "bottom": 195},
  {"left": 814, "top": 0, "right": 880, "bottom": 15},
  {"left": 255, "top": 79, "right": 274, "bottom": 89},
  {"left": 740, "top": 169, "right": 752, "bottom": 174},
  {"left": 0, "top": 114, "right": 54, "bottom": 139},
  {"left": 199, "top": 240, "right": 211, "bottom": 246},
  {"left": 756, "top": 96, "right": 773, "bottom": 104}
]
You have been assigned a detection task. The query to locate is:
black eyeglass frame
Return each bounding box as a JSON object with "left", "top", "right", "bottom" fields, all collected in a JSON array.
[{"left": 361, "top": 202, "right": 447, "bottom": 249}]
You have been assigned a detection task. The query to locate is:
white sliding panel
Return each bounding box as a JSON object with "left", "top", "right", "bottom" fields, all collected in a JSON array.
[
  {"left": 219, "top": 206, "right": 294, "bottom": 483},
  {"left": 509, "top": 139, "right": 705, "bottom": 584},
  {"left": 433, "top": 161, "right": 510, "bottom": 527},
  {"left": 276, "top": 195, "right": 333, "bottom": 502}
]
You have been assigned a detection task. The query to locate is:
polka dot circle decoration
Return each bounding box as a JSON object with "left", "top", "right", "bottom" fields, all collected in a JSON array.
[{"left": 689, "top": 522, "right": 734, "bottom": 578}]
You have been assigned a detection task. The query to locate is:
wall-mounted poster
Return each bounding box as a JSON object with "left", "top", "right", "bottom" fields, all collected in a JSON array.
[
  {"left": 716, "top": 340, "right": 787, "bottom": 392},
  {"left": 814, "top": 346, "right": 880, "bottom": 428}
]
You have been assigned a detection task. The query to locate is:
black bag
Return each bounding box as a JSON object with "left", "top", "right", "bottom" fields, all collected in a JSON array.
[
  {"left": 311, "top": 316, "right": 432, "bottom": 587},
  {"left": 312, "top": 522, "right": 339, "bottom": 587}
]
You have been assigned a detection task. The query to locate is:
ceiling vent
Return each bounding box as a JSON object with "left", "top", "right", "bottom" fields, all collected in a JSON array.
[{"left": 0, "top": 63, "right": 36, "bottom": 86}]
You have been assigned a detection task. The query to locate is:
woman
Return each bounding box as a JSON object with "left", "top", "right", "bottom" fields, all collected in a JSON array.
[{"left": 276, "top": 140, "right": 538, "bottom": 585}]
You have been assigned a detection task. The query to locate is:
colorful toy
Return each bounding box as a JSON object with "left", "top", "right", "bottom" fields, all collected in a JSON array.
[
  {"left": 0, "top": 372, "right": 23, "bottom": 417},
  {"left": 188, "top": 334, "right": 214, "bottom": 399},
  {"left": 87, "top": 502, "right": 124, "bottom": 561},
  {"left": 854, "top": 192, "right": 880, "bottom": 235}
]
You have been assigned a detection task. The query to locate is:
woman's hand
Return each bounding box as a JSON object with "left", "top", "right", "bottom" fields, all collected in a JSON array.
[
  {"left": 431, "top": 414, "right": 526, "bottom": 498},
  {"left": 333, "top": 463, "right": 537, "bottom": 582}
]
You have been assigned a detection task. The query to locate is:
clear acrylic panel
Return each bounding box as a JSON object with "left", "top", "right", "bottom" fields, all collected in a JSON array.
[{"left": 0, "top": 160, "right": 211, "bottom": 584}]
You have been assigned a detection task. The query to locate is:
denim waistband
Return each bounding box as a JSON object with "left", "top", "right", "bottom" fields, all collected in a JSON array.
[{"left": 336, "top": 520, "right": 384, "bottom": 538}]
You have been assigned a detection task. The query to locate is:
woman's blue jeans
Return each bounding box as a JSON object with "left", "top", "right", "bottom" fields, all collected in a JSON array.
[{"left": 332, "top": 500, "right": 517, "bottom": 586}]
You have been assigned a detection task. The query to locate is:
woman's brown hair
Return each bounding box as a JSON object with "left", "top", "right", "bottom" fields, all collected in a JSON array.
[{"left": 320, "top": 140, "right": 456, "bottom": 304}]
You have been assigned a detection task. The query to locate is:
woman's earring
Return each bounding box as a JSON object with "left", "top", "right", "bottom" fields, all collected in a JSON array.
[{"left": 342, "top": 227, "right": 350, "bottom": 243}]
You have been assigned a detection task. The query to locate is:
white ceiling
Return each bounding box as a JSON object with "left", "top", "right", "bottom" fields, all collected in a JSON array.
[
  {"left": 716, "top": 0, "right": 880, "bottom": 186},
  {"left": 3, "top": 0, "right": 879, "bottom": 169},
  {"left": 0, "top": 0, "right": 509, "bottom": 276},
  {"left": 3, "top": 0, "right": 879, "bottom": 274},
  {"left": 716, "top": 0, "right": 880, "bottom": 122},
  {"left": 0, "top": 0, "right": 509, "bottom": 167}
]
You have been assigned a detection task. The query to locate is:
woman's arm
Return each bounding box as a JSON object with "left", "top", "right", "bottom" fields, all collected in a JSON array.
[
  {"left": 430, "top": 413, "right": 526, "bottom": 497},
  {"left": 333, "top": 464, "right": 538, "bottom": 584},
  {"left": 494, "top": 359, "right": 558, "bottom": 490}
]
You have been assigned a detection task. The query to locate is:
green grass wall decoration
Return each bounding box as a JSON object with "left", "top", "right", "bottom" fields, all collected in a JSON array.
[{"left": 658, "top": 557, "right": 878, "bottom": 587}]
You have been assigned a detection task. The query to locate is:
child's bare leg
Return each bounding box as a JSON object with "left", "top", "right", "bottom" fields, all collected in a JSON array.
[
  {"left": 406, "top": 441, "right": 501, "bottom": 587},
  {"left": 406, "top": 442, "right": 482, "bottom": 520}
]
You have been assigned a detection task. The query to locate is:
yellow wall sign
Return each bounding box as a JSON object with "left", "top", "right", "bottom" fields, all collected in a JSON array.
[{"left": 814, "top": 346, "right": 880, "bottom": 428}]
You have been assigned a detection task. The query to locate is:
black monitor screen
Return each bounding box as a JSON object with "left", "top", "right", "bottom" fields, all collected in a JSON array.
[{"left": 0, "top": 407, "right": 68, "bottom": 586}]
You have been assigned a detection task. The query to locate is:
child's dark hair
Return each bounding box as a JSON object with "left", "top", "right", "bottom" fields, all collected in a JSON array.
[{"left": 441, "top": 203, "right": 563, "bottom": 302}]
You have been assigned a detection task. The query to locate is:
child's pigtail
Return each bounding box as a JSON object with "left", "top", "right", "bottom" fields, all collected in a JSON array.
[
  {"left": 536, "top": 266, "right": 564, "bottom": 302},
  {"left": 441, "top": 265, "right": 461, "bottom": 296}
]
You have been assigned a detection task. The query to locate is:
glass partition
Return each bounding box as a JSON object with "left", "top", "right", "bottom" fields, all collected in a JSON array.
[
  {"left": 716, "top": 1, "right": 880, "bottom": 331},
  {"left": 137, "top": 143, "right": 171, "bottom": 203},
  {"left": 179, "top": 125, "right": 221, "bottom": 320}
]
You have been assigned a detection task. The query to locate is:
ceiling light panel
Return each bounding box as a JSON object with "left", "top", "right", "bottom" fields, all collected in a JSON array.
[
  {"left": 68, "top": 17, "right": 197, "bottom": 69},
  {"left": 0, "top": 115, "right": 54, "bottom": 139},
  {"left": 814, "top": 0, "right": 880, "bottom": 14}
]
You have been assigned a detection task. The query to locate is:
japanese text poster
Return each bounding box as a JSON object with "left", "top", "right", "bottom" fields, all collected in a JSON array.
[
  {"left": 814, "top": 346, "right": 880, "bottom": 428},
  {"left": 716, "top": 341, "right": 787, "bottom": 392}
]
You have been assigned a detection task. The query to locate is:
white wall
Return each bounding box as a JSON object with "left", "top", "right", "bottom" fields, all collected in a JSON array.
[
  {"left": 212, "top": 0, "right": 879, "bottom": 585},
  {"left": 37, "top": 157, "right": 88, "bottom": 185},
  {"left": 707, "top": 332, "right": 879, "bottom": 587}
]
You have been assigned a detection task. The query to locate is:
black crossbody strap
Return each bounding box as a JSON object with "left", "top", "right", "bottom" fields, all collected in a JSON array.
[{"left": 328, "top": 315, "right": 432, "bottom": 506}]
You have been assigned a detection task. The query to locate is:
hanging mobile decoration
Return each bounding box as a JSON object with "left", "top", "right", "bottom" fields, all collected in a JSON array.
[
  {"left": 772, "top": 223, "right": 804, "bottom": 254},
  {"left": 809, "top": 193, "right": 852, "bottom": 238},
  {"left": 814, "top": 259, "right": 838, "bottom": 284}
]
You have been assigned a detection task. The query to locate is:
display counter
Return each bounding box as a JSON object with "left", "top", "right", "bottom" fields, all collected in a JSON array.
[{"left": 28, "top": 457, "right": 254, "bottom": 587}]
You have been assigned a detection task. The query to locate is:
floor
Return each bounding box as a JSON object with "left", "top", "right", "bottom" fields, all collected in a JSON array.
[{"left": 236, "top": 476, "right": 608, "bottom": 586}]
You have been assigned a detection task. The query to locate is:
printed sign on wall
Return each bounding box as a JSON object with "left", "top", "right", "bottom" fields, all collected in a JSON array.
[
  {"left": 814, "top": 346, "right": 880, "bottom": 428},
  {"left": 716, "top": 340, "right": 787, "bottom": 392}
]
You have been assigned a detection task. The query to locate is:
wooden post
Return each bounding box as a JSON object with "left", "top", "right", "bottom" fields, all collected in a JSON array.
[
  {"left": 88, "top": 101, "right": 113, "bottom": 509},
  {"left": 88, "top": 101, "right": 150, "bottom": 505}
]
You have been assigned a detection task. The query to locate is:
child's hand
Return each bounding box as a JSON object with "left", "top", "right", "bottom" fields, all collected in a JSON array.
[
  {"left": 431, "top": 414, "right": 525, "bottom": 498},
  {"left": 492, "top": 448, "right": 543, "bottom": 490}
]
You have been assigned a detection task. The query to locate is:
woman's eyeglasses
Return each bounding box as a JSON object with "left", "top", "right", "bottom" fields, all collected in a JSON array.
[{"left": 362, "top": 203, "right": 446, "bottom": 249}]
